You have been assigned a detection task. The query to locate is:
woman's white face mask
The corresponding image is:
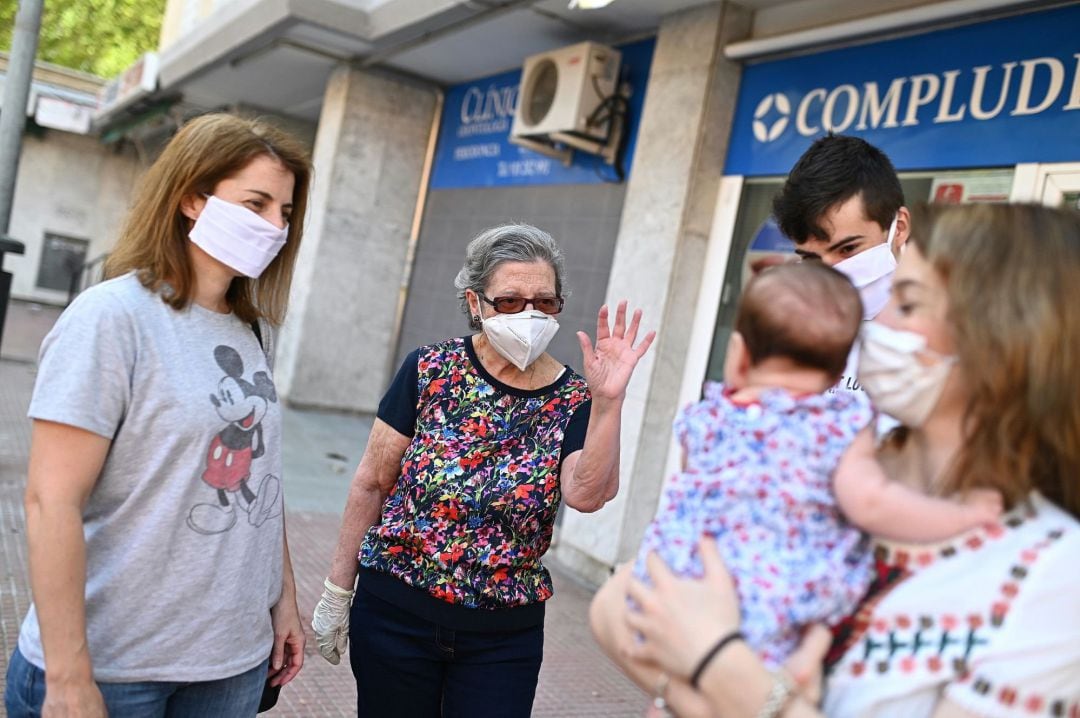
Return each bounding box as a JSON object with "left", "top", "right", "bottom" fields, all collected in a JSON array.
[
  {"left": 857, "top": 321, "right": 956, "bottom": 427},
  {"left": 835, "top": 215, "right": 898, "bottom": 320},
  {"left": 188, "top": 195, "right": 288, "bottom": 278},
  {"left": 476, "top": 301, "right": 559, "bottom": 371}
]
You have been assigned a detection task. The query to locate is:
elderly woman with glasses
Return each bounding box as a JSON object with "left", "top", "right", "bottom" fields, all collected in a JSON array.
[{"left": 312, "top": 223, "right": 655, "bottom": 717}]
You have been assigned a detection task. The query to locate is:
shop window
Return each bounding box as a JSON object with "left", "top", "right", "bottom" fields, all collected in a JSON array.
[
  {"left": 36, "top": 232, "right": 88, "bottom": 293},
  {"left": 704, "top": 168, "right": 1015, "bottom": 382}
]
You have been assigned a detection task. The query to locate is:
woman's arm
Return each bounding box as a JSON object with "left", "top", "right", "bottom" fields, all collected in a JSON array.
[
  {"left": 562, "top": 301, "right": 655, "bottom": 512},
  {"left": 589, "top": 565, "right": 714, "bottom": 718},
  {"left": 269, "top": 523, "right": 304, "bottom": 686},
  {"left": 688, "top": 642, "right": 820, "bottom": 718},
  {"left": 313, "top": 419, "right": 411, "bottom": 664},
  {"left": 25, "top": 420, "right": 109, "bottom": 718},
  {"left": 559, "top": 401, "right": 621, "bottom": 513},
  {"left": 326, "top": 419, "right": 412, "bottom": 588},
  {"left": 592, "top": 541, "right": 822, "bottom": 718}
]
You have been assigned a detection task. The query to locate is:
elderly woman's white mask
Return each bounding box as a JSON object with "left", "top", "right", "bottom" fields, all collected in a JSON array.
[{"left": 477, "top": 306, "right": 559, "bottom": 371}]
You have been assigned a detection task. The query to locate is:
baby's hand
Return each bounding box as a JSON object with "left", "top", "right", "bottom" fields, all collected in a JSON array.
[{"left": 963, "top": 488, "right": 1004, "bottom": 524}]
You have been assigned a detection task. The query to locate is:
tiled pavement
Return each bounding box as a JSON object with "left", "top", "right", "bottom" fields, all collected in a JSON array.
[{"left": 0, "top": 300, "right": 646, "bottom": 717}]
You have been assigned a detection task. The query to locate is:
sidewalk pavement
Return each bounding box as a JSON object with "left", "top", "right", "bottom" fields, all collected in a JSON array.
[{"left": 0, "top": 300, "right": 646, "bottom": 717}]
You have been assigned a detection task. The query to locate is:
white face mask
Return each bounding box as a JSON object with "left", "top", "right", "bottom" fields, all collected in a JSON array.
[
  {"left": 188, "top": 195, "right": 288, "bottom": 278},
  {"left": 478, "top": 306, "right": 559, "bottom": 372},
  {"left": 857, "top": 322, "right": 956, "bottom": 427},
  {"left": 835, "top": 215, "right": 898, "bottom": 320}
]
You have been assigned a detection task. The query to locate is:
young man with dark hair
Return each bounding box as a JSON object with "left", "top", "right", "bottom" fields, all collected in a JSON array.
[
  {"left": 772, "top": 134, "right": 909, "bottom": 321},
  {"left": 771, "top": 134, "right": 909, "bottom": 395}
]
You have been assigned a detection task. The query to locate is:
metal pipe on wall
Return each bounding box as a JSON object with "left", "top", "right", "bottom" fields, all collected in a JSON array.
[{"left": 0, "top": 0, "right": 44, "bottom": 235}]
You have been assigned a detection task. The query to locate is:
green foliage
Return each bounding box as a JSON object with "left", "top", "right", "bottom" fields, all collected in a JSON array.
[{"left": 0, "top": 0, "right": 166, "bottom": 78}]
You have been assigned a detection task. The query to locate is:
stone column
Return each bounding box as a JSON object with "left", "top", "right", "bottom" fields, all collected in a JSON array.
[
  {"left": 555, "top": 2, "right": 751, "bottom": 584},
  {"left": 275, "top": 64, "right": 437, "bottom": 412}
]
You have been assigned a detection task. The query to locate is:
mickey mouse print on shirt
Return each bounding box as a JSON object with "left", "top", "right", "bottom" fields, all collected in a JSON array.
[{"left": 187, "top": 344, "right": 282, "bottom": 535}]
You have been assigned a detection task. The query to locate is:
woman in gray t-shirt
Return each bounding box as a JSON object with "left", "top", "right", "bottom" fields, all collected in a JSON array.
[{"left": 5, "top": 114, "right": 311, "bottom": 718}]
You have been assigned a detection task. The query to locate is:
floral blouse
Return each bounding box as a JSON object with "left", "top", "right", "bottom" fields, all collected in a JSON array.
[{"left": 358, "top": 336, "right": 590, "bottom": 624}]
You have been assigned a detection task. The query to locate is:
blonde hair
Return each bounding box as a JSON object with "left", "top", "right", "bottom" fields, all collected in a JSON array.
[
  {"left": 104, "top": 113, "right": 312, "bottom": 325},
  {"left": 909, "top": 203, "right": 1080, "bottom": 519}
]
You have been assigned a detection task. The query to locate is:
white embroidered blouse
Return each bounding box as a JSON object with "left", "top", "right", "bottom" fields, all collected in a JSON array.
[{"left": 824, "top": 492, "right": 1080, "bottom": 718}]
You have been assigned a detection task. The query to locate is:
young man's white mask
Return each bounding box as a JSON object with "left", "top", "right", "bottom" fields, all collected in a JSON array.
[
  {"left": 835, "top": 215, "right": 898, "bottom": 320},
  {"left": 474, "top": 299, "right": 559, "bottom": 372},
  {"left": 188, "top": 195, "right": 289, "bottom": 279}
]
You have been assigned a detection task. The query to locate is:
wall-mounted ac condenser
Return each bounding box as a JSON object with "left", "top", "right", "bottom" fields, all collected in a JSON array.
[{"left": 510, "top": 41, "right": 622, "bottom": 142}]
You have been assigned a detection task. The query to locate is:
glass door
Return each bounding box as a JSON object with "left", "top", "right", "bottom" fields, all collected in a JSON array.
[
  {"left": 1037, "top": 163, "right": 1080, "bottom": 209},
  {"left": 700, "top": 168, "right": 1016, "bottom": 383},
  {"left": 1011, "top": 162, "right": 1080, "bottom": 209}
]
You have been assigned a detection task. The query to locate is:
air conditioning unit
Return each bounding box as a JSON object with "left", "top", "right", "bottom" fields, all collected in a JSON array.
[{"left": 511, "top": 41, "right": 621, "bottom": 142}]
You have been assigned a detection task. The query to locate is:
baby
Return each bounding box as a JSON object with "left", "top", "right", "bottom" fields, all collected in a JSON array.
[{"left": 633, "top": 262, "right": 1001, "bottom": 671}]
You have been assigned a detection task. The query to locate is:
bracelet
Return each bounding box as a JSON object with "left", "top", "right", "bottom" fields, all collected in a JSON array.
[
  {"left": 652, "top": 671, "right": 670, "bottom": 713},
  {"left": 689, "top": 630, "right": 744, "bottom": 689},
  {"left": 756, "top": 670, "right": 795, "bottom": 718}
]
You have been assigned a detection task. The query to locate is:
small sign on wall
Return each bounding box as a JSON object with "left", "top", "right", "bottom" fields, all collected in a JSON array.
[
  {"left": 928, "top": 170, "right": 1014, "bottom": 204},
  {"left": 34, "top": 96, "right": 94, "bottom": 135},
  {"left": 430, "top": 38, "right": 655, "bottom": 189}
]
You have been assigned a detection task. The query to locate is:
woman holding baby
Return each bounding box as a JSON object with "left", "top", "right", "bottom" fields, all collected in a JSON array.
[{"left": 591, "top": 202, "right": 1080, "bottom": 717}]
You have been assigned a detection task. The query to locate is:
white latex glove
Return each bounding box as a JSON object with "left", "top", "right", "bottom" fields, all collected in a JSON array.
[{"left": 311, "top": 578, "right": 355, "bottom": 665}]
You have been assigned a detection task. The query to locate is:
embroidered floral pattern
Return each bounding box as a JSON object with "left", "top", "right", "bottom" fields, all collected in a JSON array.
[
  {"left": 833, "top": 524, "right": 1066, "bottom": 679},
  {"left": 961, "top": 673, "right": 1079, "bottom": 716},
  {"left": 874, "top": 507, "right": 1035, "bottom": 570},
  {"left": 360, "top": 338, "right": 590, "bottom": 609},
  {"left": 826, "top": 555, "right": 908, "bottom": 670}
]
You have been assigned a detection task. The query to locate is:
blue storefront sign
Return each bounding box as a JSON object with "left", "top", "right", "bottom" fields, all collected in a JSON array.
[
  {"left": 430, "top": 38, "right": 655, "bottom": 189},
  {"left": 749, "top": 217, "right": 794, "bottom": 253},
  {"left": 725, "top": 5, "right": 1080, "bottom": 176}
]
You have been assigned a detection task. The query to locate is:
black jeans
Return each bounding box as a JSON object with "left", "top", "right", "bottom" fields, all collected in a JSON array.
[{"left": 349, "top": 584, "right": 544, "bottom": 718}]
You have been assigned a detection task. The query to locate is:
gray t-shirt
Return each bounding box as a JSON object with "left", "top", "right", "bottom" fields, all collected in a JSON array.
[{"left": 19, "top": 272, "right": 284, "bottom": 682}]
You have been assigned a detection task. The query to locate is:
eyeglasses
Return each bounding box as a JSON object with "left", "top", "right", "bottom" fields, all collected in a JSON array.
[{"left": 479, "top": 294, "right": 564, "bottom": 315}]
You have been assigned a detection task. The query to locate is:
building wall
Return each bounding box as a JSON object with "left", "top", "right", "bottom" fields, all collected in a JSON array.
[
  {"left": 393, "top": 183, "right": 627, "bottom": 372},
  {"left": 0, "top": 53, "right": 104, "bottom": 96},
  {"left": 274, "top": 65, "right": 438, "bottom": 413},
  {"left": 556, "top": 1, "right": 751, "bottom": 583},
  {"left": 4, "top": 130, "right": 144, "bottom": 305},
  {"left": 160, "top": 0, "right": 234, "bottom": 50},
  {"left": 749, "top": 0, "right": 947, "bottom": 38}
]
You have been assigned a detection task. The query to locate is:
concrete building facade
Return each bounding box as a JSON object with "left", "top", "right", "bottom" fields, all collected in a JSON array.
[
  {"left": 79, "top": 0, "right": 1080, "bottom": 584},
  {"left": 0, "top": 56, "right": 144, "bottom": 305}
]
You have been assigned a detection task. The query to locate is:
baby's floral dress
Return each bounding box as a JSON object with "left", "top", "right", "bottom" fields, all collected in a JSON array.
[{"left": 634, "top": 382, "right": 873, "bottom": 666}]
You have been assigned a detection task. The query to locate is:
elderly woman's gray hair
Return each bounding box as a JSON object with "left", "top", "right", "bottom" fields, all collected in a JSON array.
[{"left": 454, "top": 223, "right": 567, "bottom": 329}]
